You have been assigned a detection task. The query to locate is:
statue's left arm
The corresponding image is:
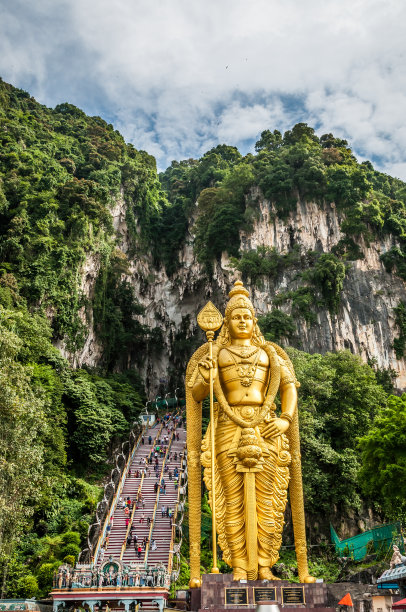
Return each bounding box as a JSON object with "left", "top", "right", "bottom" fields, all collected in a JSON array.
[{"left": 261, "top": 362, "right": 297, "bottom": 438}]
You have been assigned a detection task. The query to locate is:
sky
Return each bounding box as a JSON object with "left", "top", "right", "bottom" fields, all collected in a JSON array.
[{"left": 1, "top": 0, "right": 406, "bottom": 178}]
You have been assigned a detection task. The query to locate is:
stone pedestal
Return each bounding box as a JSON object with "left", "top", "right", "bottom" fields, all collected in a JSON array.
[{"left": 193, "top": 573, "right": 334, "bottom": 611}]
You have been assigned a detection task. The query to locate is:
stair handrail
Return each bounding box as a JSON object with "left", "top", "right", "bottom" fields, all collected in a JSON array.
[
  {"left": 167, "top": 434, "right": 187, "bottom": 576},
  {"left": 144, "top": 418, "right": 178, "bottom": 567},
  {"left": 119, "top": 422, "right": 165, "bottom": 560},
  {"left": 92, "top": 421, "right": 147, "bottom": 565},
  {"left": 119, "top": 466, "right": 145, "bottom": 561}
]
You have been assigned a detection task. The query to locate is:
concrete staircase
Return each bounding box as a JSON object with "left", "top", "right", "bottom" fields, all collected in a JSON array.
[
  {"left": 97, "top": 422, "right": 162, "bottom": 564},
  {"left": 147, "top": 426, "right": 186, "bottom": 567},
  {"left": 96, "top": 416, "right": 186, "bottom": 571}
]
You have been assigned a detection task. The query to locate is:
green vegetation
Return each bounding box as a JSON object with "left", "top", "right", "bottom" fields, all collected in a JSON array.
[
  {"left": 158, "top": 146, "right": 250, "bottom": 274},
  {"left": 0, "top": 78, "right": 166, "bottom": 363},
  {"left": 367, "top": 357, "right": 398, "bottom": 395},
  {"left": 311, "top": 253, "right": 347, "bottom": 313},
  {"left": 93, "top": 248, "right": 147, "bottom": 370},
  {"left": 160, "top": 124, "right": 406, "bottom": 302},
  {"left": 0, "top": 292, "right": 142, "bottom": 597},
  {"left": 381, "top": 246, "right": 406, "bottom": 281},
  {"left": 288, "top": 348, "right": 387, "bottom": 515},
  {"left": 276, "top": 548, "right": 342, "bottom": 583},
  {"left": 257, "top": 309, "right": 296, "bottom": 343},
  {"left": 234, "top": 246, "right": 346, "bottom": 316},
  {"left": 0, "top": 82, "right": 154, "bottom": 597},
  {"left": 193, "top": 163, "right": 255, "bottom": 271},
  {"left": 274, "top": 286, "right": 317, "bottom": 323},
  {"left": 232, "top": 244, "right": 302, "bottom": 286},
  {"left": 358, "top": 394, "right": 406, "bottom": 519},
  {"left": 393, "top": 301, "right": 406, "bottom": 359}
]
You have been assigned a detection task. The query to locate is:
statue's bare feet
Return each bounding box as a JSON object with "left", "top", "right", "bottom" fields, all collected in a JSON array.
[
  {"left": 302, "top": 575, "right": 317, "bottom": 583},
  {"left": 258, "top": 567, "right": 280, "bottom": 580},
  {"left": 233, "top": 567, "right": 247, "bottom": 581}
]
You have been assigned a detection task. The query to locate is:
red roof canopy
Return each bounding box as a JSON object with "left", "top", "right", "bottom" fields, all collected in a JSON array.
[{"left": 393, "top": 599, "right": 406, "bottom": 609}]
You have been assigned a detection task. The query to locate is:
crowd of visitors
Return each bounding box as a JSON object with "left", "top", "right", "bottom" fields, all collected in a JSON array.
[{"left": 97, "top": 412, "right": 185, "bottom": 565}]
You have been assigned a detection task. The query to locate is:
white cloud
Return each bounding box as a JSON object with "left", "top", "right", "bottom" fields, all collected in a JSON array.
[
  {"left": 0, "top": 0, "right": 405, "bottom": 176},
  {"left": 216, "top": 100, "right": 286, "bottom": 143},
  {"left": 383, "top": 162, "right": 406, "bottom": 182}
]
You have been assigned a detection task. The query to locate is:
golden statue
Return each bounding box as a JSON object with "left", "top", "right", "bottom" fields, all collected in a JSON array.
[{"left": 186, "top": 281, "right": 316, "bottom": 586}]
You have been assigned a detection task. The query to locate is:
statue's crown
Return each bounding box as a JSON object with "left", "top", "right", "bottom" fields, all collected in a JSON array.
[{"left": 225, "top": 280, "right": 255, "bottom": 318}]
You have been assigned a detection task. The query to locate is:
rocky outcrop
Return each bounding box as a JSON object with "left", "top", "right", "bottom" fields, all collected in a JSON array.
[
  {"left": 72, "top": 192, "right": 406, "bottom": 395},
  {"left": 244, "top": 196, "right": 406, "bottom": 389}
]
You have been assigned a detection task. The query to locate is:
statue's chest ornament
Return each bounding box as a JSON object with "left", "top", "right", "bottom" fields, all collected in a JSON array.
[
  {"left": 214, "top": 343, "right": 281, "bottom": 430},
  {"left": 225, "top": 346, "right": 261, "bottom": 387}
]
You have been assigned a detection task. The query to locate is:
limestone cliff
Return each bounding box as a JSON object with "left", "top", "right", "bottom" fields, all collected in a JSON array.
[{"left": 73, "top": 191, "right": 406, "bottom": 395}]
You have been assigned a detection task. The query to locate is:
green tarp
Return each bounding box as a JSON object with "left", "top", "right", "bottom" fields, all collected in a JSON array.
[{"left": 330, "top": 522, "right": 404, "bottom": 560}]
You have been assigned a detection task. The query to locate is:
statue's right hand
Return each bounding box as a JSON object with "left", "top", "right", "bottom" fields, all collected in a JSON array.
[{"left": 198, "top": 356, "right": 218, "bottom": 384}]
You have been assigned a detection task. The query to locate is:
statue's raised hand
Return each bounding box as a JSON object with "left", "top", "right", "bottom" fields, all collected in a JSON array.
[{"left": 198, "top": 356, "right": 218, "bottom": 384}]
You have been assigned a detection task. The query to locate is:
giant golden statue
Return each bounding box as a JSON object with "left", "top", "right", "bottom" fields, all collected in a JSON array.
[{"left": 186, "top": 281, "right": 315, "bottom": 586}]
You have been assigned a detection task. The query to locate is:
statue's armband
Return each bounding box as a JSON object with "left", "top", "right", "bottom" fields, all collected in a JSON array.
[{"left": 279, "top": 360, "right": 297, "bottom": 389}]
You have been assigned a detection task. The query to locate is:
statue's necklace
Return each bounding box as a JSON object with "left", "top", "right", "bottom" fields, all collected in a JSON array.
[
  {"left": 225, "top": 346, "right": 260, "bottom": 387},
  {"left": 226, "top": 345, "right": 259, "bottom": 359}
]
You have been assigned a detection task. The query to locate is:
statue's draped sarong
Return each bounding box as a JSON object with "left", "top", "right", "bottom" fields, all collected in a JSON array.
[{"left": 202, "top": 404, "right": 291, "bottom": 574}]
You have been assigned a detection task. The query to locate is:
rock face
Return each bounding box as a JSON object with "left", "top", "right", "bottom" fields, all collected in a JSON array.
[
  {"left": 243, "top": 196, "right": 406, "bottom": 389},
  {"left": 73, "top": 192, "right": 406, "bottom": 395}
]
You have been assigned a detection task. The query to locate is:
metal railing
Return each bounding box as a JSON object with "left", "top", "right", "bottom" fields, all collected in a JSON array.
[{"left": 167, "top": 452, "right": 186, "bottom": 577}]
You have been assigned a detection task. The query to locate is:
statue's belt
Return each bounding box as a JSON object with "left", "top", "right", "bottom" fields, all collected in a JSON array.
[
  {"left": 216, "top": 405, "right": 271, "bottom": 473},
  {"left": 220, "top": 402, "right": 279, "bottom": 423}
]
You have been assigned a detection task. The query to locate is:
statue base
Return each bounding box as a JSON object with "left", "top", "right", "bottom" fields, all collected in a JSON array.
[{"left": 191, "top": 573, "right": 334, "bottom": 611}]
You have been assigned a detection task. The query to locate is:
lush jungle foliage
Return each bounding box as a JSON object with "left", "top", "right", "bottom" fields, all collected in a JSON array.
[
  {"left": 161, "top": 125, "right": 406, "bottom": 271},
  {"left": 0, "top": 287, "right": 143, "bottom": 598},
  {"left": 358, "top": 393, "right": 406, "bottom": 518},
  {"left": 289, "top": 348, "right": 387, "bottom": 517},
  {"left": 0, "top": 78, "right": 167, "bottom": 361}
]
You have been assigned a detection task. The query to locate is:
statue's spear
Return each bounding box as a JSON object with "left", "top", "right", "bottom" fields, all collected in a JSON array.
[{"left": 197, "top": 301, "right": 223, "bottom": 574}]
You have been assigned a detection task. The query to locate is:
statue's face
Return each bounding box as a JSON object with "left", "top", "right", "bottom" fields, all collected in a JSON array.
[{"left": 228, "top": 307, "right": 254, "bottom": 339}]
